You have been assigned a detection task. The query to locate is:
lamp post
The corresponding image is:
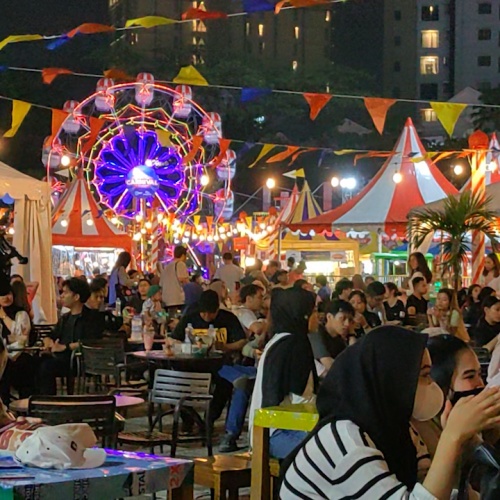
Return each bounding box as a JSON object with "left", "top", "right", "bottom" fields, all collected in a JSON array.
[
  {"left": 263, "top": 177, "right": 276, "bottom": 211},
  {"left": 330, "top": 176, "right": 357, "bottom": 204}
]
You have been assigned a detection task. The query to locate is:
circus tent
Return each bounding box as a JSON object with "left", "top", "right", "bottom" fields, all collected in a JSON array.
[
  {"left": 289, "top": 118, "right": 459, "bottom": 237},
  {"left": 52, "top": 174, "right": 131, "bottom": 249}
]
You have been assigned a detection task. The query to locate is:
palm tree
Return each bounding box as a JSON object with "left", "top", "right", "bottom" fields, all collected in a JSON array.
[{"left": 408, "top": 191, "right": 499, "bottom": 293}]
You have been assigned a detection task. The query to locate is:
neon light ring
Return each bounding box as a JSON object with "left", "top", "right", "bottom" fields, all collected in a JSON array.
[{"left": 47, "top": 75, "right": 234, "bottom": 221}]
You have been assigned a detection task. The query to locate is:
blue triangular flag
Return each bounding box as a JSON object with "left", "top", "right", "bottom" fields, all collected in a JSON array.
[
  {"left": 46, "top": 36, "right": 69, "bottom": 50},
  {"left": 241, "top": 87, "right": 272, "bottom": 103},
  {"left": 242, "top": 0, "right": 275, "bottom": 13}
]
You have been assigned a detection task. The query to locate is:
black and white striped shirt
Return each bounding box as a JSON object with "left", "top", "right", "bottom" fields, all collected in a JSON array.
[{"left": 280, "top": 420, "right": 436, "bottom": 500}]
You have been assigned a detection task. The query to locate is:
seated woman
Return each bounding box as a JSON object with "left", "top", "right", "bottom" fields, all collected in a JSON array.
[
  {"left": 474, "top": 296, "right": 500, "bottom": 351},
  {"left": 463, "top": 284, "right": 482, "bottom": 327},
  {"left": 349, "top": 290, "right": 380, "bottom": 334},
  {"left": 428, "top": 288, "right": 469, "bottom": 341},
  {"left": 309, "top": 300, "right": 355, "bottom": 373},
  {"left": 281, "top": 326, "right": 500, "bottom": 499},
  {"left": 249, "top": 287, "right": 317, "bottom": 459},
  {"left": 384, "top": 282, "right": 406, "bottom": 323}
]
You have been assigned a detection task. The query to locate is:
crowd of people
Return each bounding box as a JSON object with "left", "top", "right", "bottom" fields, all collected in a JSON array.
[{"left": 4, "top": 247, "right": 500, "bottom": 497}]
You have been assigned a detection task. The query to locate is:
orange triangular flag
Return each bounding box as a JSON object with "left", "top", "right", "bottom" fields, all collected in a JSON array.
[
  {"left": 67, "top": 23, "right": 115, "bottom": 38},
  {"left": 363, "top": 97, "right": 396, "bottom": 135},
  {"left": 183, "top": 135, "right": 204, "bottom": 165},
  {"left": 42, "top": 68, "right": 73, "bottom": 85},
  {"left": 206, "top": 215, "right": 213, "bottom": 228},
  {"left": 210, "top": 139, "right": 231, "bottom": 168},
  {"left": 81, "top": 118, "right": 105, "bottom": 155},
  {"left": 303, "top": 93, "right": 332, "bottom": 120},
  {"left": 289, "top": 149, "right": 312, "bottom": 165},
  {"left": 103, "top": 68, "right": 134, "bottom": 82},
  {"left": 267, "top": 146, "right": 300, "bottom": 163},
  {"left": 51, "top": 109, "right": 69, "bottom": 137}
]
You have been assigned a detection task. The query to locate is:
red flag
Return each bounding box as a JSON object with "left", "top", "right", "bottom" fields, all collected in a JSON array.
[
  {"left": 266, "top": 146, "right": 300, "bottom": 163},
  {"left": 103, "top": 68, "right": 134, "bottom": 82},
  {"left": 51, "top": 109, "right": 69, "bottom": 137},
  {"left": 81, "top": 118, "right": 105, "bottom": 155},
  {"left": 210, "top": 139, "right": 231, "bottom": 168},
  {"left": 303, "top": 93, "right": 332, "bottom": 120},
  {"left": 42, "top": 68, "right": 73, "bottom": 85},
  {"left": 183, "top": 136, "right": 204, "bottom": 165},
  {"left": 363, "top": 97, "right": 396, "bottom": 135},
  {"left": 67, "top": 23, "right": 115, "bottom": 38},
  {"left": 182, "top": 8, "right": 228, "bottom": 20}
]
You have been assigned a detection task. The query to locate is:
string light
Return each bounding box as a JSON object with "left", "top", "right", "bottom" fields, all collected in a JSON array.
[
  {"left": 266, "top": 178, "right": 276, "bottom": 189},
  {"left": 60, "top": 155, "right": 71, "bottom": 167},
  {"left": 393, "top": 172, "right": 403, "bottom": 184},
  {"left": 453, "top": 164, "right": 464, "bottom": 176}
]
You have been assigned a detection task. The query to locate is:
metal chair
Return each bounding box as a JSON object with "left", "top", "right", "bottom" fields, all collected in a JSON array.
[
  {"left": 30, "top": 324, "right": 56, "bottom": 346},
  {"left": 118, "top": 369, "right": 213, "bottom": 457},
  {"left": 28, "top": 395, "right": 117, "bottom": 447}
]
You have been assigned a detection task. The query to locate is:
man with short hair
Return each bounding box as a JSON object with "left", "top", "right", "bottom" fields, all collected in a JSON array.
[
  {"left": 334, "top": 279, "right": 353, "bottom": 301},
  {"left": 264, "top": 260, "right": 280, "bottom": 284},
  {"left": 315, "top": 275, "right": 332, "bottom": 302},
  {"left": 214, "top": 252, "right": 244, "bottom": 294},
  {"left": 160, "top": 245, "right": 189, "bottom": 312},
  {"left": 405, "top": 277, "right": 429, "bottom": 322},
  {"left": 274, "top": 270, "right": 289, "bottom": 289},
  {"left": 40, "top": 278, "right": 105, "bottom": 395},
  {"left": 365, "top": 281, "right": 387, "bottom": 324}
]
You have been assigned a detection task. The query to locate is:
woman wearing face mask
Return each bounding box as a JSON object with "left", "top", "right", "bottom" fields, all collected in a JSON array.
[
  {"left": 280, "top": 326, "right": 500, "bottom": 500},
  {"left": 474, "top": 296, "right": 500, "bottom": 351}
]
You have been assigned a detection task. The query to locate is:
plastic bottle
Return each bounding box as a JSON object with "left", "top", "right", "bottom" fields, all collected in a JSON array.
[
  {"left": 183, "top": 323, "right": 193, "bottom": 354},
  {"left": 115, "top": 298, "right": 122, "bottom": 317},
  {"left": 131, "top": 316, "right": 142, "bottom": 341}
]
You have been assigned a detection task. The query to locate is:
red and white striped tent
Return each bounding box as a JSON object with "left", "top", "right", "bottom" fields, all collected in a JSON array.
[
  {"left": 461, "top": 133, "right": 500, "bottom": 191},
  {"left": 52, "top": 174, "right": 131, "bottom": 249},
  {"left": 289, "top": 118, "right": 459, "bottom": 237}
]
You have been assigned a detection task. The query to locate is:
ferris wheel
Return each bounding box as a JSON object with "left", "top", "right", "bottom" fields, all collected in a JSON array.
[{"left": 44, "top": 74, "right": 236, "bottom": 222}]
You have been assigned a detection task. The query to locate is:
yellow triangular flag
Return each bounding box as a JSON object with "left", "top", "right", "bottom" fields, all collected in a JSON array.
[
  {"left": 125, "top": 16, "right": 176, "bottom": 29},
  {"left": 173, "top": 65, "right": 208, "bottom": 86},
  {"left": 156, "top": 129, "right": 172, "bottom": 147},
  {"left": 245, "top": 216, "right": 253, "bottom": 228},
  {"left": 193, "top": 215, "right": 201, "bottom": 227},
  {"left": 0, "top": 34, "right": 43, "bottom": 51},
  {"left": 295, "top": 168, "right": 305, "bottom": 178},
  {"left": 248, "top": 144, "right": 274, "bottom": 169},
  {"left": 3, "top": 100, "right": 31, "bottom": 137},
  {"left": 430, "top": 102, "right": 468, "bottom": 137}
]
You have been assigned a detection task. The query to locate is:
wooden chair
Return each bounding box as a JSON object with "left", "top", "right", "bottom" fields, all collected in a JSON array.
[
  {"left": 118, "top": 369, "right": 213, "bottom": 457},
  {"left": 27, "top": 395, "right": 117, "bottom": 446}
]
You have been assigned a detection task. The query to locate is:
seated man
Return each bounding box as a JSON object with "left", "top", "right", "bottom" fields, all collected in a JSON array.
[
  {"left": 39, "top": 278, "right": 105, "bottom": 395},
  {"left": 405, "top": 277, "right": 429, "bottom": 325},
  {"left": 171, "top": 290, "right": 247, "bottom": 442}
]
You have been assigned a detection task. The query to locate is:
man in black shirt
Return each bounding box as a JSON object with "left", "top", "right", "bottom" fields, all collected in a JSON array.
[
  {"left": 39, "top": 278, "right": 105, "bottom": 394},
  {"left": 405, "top": 277, "right": 429, "bottom": 325}
]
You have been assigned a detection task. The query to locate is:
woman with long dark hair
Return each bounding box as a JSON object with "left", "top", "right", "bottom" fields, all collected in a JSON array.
[
  {"left": 11, "top": 280, "right": 33, "bottom": 320},
  {"left": 474, "top": 295, "right": 500, "bottom": 351},
  {"left": 407, "top": 252, "right": 432, "bottom": 295},
  {"left": 482, "top": 253, "right": 500, "bottom": 287},
  {"left": 108, "top": 251, "right": 134, "bottom": 306},
  {"left": 281, "top": 326, "right": 500, "bottom": 499},
  {"left": 384, "top": 282, "right": 406, "bottom": 323}
]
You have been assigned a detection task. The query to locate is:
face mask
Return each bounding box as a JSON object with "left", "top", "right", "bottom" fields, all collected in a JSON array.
[{"left": 412, "top": 381, "right": 444, "bottom": 422}]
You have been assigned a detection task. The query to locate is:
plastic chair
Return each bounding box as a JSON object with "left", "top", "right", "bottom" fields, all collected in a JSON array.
[
  {"left": 118, "top": 369, "right": 213, "bottom": 457},
  {"left": 28, "top": 395, "right": 117, "bottom": 446}
]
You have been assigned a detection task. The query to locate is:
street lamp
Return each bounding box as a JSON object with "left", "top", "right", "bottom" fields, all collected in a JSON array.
[
  {"left": 266, "top": 177, "right": 276, "bottom": 189},
  {"left": 453, "top": 164, "right": 464, "bottom": 176},
  {"left": 331, "top": 176, "right": 340, "bottom": 188},
  {"left": 340, "top": 177, "right": 357, "bottom": 190},
  {"left": 200, "top": 174, "right": 210, "bottom": 186}
]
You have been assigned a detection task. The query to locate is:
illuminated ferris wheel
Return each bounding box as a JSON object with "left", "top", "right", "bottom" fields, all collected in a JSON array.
[{"left": 44, "top": 73, "right": 236, "bottom": 222}]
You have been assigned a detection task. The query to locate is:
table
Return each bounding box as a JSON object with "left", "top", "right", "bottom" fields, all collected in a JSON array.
[
  {"left": 128, "top": 338, "right": 166, "bottom": 345},
  {"left": 250, "top": 403, "right": 318, "bottom": 500},
  {"left": 131, "top": 350, "right": 224, "bottom": 374},
  {"left": 0, "top": 449, "right": 193, "bottom": 499},
  {"left": 9, "top": 395, "right": 145, "bottom": 415}
]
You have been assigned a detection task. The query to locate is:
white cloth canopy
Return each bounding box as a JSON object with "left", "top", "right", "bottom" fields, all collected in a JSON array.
[{"left": 0, "top": 161, "right": 56, "bottom": 324}]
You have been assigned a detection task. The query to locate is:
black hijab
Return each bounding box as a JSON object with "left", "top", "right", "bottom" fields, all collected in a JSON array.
[
  {"left": 284, "top": 325, "right": 427, "bottom": 489},
  {"left": 261, "top": 287, "right": 318, "bottom": 408}
]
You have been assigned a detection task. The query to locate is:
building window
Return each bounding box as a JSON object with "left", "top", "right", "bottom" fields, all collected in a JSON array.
[
  {"left": 420, "top": 83, "right": 438, "bottom": 100},
  {"left": 394, "top": 10, "right": 401, "bottom": 21},
  {"left": 421, "top": 6, "right": 439, "bottom": 21},
  {"left": 478, "top": 3, "right": 492, "bottom": 14},
  {"left": 259, "top": 41, "right": 265, "bottom": 54},
  {"left": 325, "top": 10, "right": 331, "bottom": 22},
  {"left": 394, "top": 35, "right": 401, "bottom": 46},
  {"left": 294, "top": 26, "right": 300, "bottom": 39},
  {"left": 421, "top": 30, "right": 439, "bottom": 48},
  {"left": 292, "top": 60, "right": 298, "bottom": 71},
  {"left": 479, "top": 28, "right": 492, "bottom": 40},
  {"left": 258, "top": 24, "right": 264, "bottom": 37},
  {"left": 394, "top": 61, "right": 401, "bottom": 72},
  {"left": 420, "top": 56, "right": 439, "bottom": 75},
  {"left": 478, "top": 55, "right": 492, "bottom": 66},
  {"left": 246, "top": 22, "right": 250, "bottom": 36},
  {"left": 421, "top": 108, "right": 438, "bottom": 122}
]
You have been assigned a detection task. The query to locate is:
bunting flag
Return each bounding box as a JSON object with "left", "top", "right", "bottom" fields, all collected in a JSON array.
[
  {"left": 81, "top": 118, "right": 105, "bottom": 155},
  {"left": 245, "top": 216, "right": 253, "bottom": 228},
  {"left": 266, "top": 146, "right": 300, "bottom": 163},
  {"left": 182, "top": 135, "right": 204, "bottom": 165},
  {"left": 193, "top": 215, "right": 201, "bottom": 227},
  {"left": 242, "top": 0, "right": 275, "bottom": 12},
  {"left": 430, "top": 102, "right": 468, "bottom": 137},
  {"left": 303, "top": 93, "right": 332, "bottom": 120},
  {"left": 363, "top": 97, "right": 396, "bottom": 135},
  {"left": 182, "top": 8, "right": 228, "bottom": 20},
  {"left": 3, "top": 100, "right": 31, "bottom": 138},
  {"left": 431, "top": 151, "right": 456, "bottom": 163},
  {"left": 67, "top": 23, "right": 115, "bottom": 38},
  {"left": 275, "top": 0, "right": 329, "bottom": 13},
  {"left": 333, "top": 149, "right": 358, "bottom": 155},
  {"left": 103, "top": 68, "right": 134, "bottom": 81},
  {"left": 156, "top": 129, "right": 173, "bottom": 147},
  {"left": 248, "top": 144, "right": 275, "bottom": 168},
  {"left": 51, "top": 109, "right": 68, "bottom": 137},
  {"left": 173, "top": 65, "right": 209, "bottom": 86},
  {"left": 125, "top": 16, "right": 176, "bottom": 28},
  {"left": 42, "top": 67, "right": 73, "bottom": 84},
  {"left": 206, "top": 215, "right": 214, "bottom": 228},
  {"left": 0, "top": 34, "right": 43, "bottom": 51},
  {"left": 283, "top": 168, "right": 305, "bottom": 179},
  {"left": 46, "top": 36, "right": 69, "bottom": 50},
  {"left": 354, "top": 151, "right": 392, "bottom": 165},
  {"left": 210, "top": 138, "right": 231, "bottom": 168},
  {"left": 289, "top": 149, "right": 311, "bottom": 164},
  {"left": 240, "top": 87, "right": 272, "bottom": 103}
]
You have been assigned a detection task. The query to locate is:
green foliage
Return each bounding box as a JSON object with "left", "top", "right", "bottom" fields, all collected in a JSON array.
[{"left": 471, "top": 87, "right": 500, "bottom": 131}]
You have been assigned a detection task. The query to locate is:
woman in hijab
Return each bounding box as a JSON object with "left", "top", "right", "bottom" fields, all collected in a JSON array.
[
  {"left": 249, "top": 287, "right": 317, "bottom": 459},
  {"left": 281, "top": 326, "right": 500, "bottom": 499}
]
